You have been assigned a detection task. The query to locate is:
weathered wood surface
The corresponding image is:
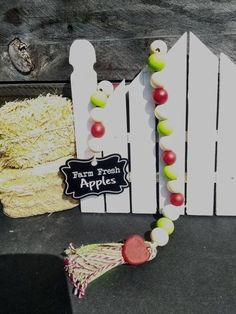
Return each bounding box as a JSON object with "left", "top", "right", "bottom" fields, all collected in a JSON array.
[{"left": 0, "top": 0, "right": 236, "bottom": 81}]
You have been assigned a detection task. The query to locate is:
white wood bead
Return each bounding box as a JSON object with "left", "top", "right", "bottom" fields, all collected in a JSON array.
[
  {"left": 150, "top": 72, "right": 164, "bottom": 89},
  {"left": 97, "top": 80, "right": 114, "bottom": 96},
  {"left": 88, "top": 137, "right": 105, "bottom": 153},
  {"left": 167, "top": 180, "right": 182, "bottom": 193},
  {"left": 150, "top": 227, "right": 169, "bottom": 247},
  {"left": 90, "top": 107, "right": 106, "bottom": 122},
  {"left": 150, "top": 40, "right": 168, "bottom": 55},
  {"left": 154, "top": 105, "right": 168, "bottom": 120},
  {"left": 159, "top": 136, "right": 172, "bottom": 151},
  {"left": 162, "top": 204, "right": 180, "bottom": 221}
]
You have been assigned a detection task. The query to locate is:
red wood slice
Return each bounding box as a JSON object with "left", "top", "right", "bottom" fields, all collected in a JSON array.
[{"left": 122, "top": 234, "right": 150, "bottom": 266}]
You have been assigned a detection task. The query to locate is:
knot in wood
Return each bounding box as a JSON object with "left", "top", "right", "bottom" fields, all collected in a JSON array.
[{"left": 8, "top": 38, "right": 34, "bottom": 74}]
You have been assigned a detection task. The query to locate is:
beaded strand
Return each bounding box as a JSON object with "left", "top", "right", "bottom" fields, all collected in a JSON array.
[
  {"left": 88, "top": 39, "right": 185, "bottom": 246},
  {"left": 65, "top": 39, "right": 186, "bottom": 298},
  {"left": 88, "top": 80, "right": 114, "bottom": 153},
  {"left": 148, "top": 40, "right": 185, "bottom": 247}
]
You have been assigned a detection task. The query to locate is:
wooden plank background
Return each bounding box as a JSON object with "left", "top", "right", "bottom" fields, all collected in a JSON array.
[{"left": 1, "top": 0, "right": 236, "bottom": 82}]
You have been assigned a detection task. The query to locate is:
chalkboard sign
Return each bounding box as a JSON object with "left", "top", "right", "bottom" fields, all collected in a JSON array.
[{"left": 60, "top": 154, "right": 129, "bottom": 199}]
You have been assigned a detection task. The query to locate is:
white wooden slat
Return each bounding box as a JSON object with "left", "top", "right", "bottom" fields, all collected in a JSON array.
[
  {"left": 157, "top": 33, "right": 187, "bottom": 215},
  {"left": 186, "top": 33, "right": 218, "bottom": 215},
  {"left": 70, "top": 40, "right": 105, "bottom": 213},
  {"left": 103, "top": 80, "right": 130, "bottom": 213},
  {"left": 216, "top": 54, "right": 236, "bottom": 216},
  {"left": 128, "top": 67, "right": 157, "bottom": 214}
]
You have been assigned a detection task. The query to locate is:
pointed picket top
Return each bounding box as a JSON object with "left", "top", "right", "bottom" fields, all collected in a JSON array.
[{"left": 219, "top": 52, "right": 233, "bottom": 67}]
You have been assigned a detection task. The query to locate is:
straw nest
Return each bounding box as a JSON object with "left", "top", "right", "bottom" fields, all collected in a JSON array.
[{"left": 0, "top": 95, "right": 78, "bottom": 218}]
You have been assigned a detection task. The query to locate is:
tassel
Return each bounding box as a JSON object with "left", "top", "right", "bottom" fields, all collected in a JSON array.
[{"left": 64, "top": 235, "right": 157, "bottom": 298}]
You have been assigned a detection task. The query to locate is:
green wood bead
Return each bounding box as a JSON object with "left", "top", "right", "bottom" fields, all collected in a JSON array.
[
  {"left": 156, "top": 217, "right": 174, "bottom": 235},
  {"left": 163, "top": 165, "right": 178, "bottom": 180},
  {"left": 90, "top": 91, "right": 108, "bottom": 108},
  {"left": 147, "top": 53, "right": 166, "bottom": 72},
  {"left": 157, "top": 120, "right": 173, "bottom": 136}
]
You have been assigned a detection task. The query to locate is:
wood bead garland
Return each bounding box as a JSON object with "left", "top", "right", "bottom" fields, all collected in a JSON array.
[
  {"left": 64, "top": 40, "right": 185, "bottom": 299},
  {"left": 148, "top": 39, "right": 185, "bottom": 249}
]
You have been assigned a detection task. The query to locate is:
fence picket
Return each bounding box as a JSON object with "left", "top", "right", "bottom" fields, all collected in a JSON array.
[
  {"left": 216, "top": 54, "right": 236, "bottom": 216},
  {"left": 103, "top": 80, "right": 130, "bottom": 213},
  {"left": 128, "top": 68, "right": 157, "bottom": 213},
  {"left": 157, "top": 33, "right": 187, "bottom": 215},
  {"left": 70, "top": 40, "right": 105, "bottom": 213},
  {"left": 186, "top": 33, "right": 218, "bottom": 215}
]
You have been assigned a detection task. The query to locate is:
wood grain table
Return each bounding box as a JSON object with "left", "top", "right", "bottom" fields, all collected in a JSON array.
[{"left": 1, "top": 0, "right": 236, "bottom": 81}]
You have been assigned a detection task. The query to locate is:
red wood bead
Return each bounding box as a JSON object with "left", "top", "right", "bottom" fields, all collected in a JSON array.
[
  {"left": 162, "top": 150, "right": 176, "bottom": 165},
  {"left": 153, "top": 87, "right": 168, "bottom": 105},
  {"left": 122, "top": 234, "right": 150, "bottom": 266},
  {"left": 170, "top": 193, "right": 185, "bottom": 206},
  {"left": 91, "top": 122, "right": 105, "bottom": 138}
]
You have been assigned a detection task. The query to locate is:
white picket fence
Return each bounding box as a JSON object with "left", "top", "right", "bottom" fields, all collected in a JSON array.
[{"left": 70, "top": 32, "right": 236, "bottom": 216}]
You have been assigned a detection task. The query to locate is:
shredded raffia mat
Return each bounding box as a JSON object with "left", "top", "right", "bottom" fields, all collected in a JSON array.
[
  {"left": 0, "top": 94, "right": 78, "bottom": 218},
  {"left": 64, "top": 241, "right": 157, "bottom": 298},
  {"left": 0, "top": 94, "right": 75, "bottom": 169}
]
